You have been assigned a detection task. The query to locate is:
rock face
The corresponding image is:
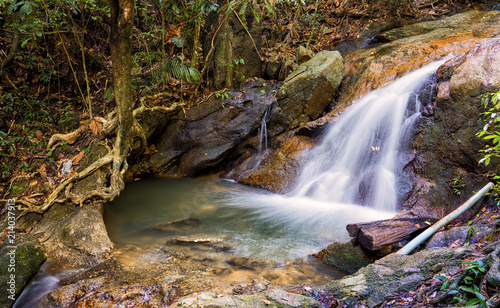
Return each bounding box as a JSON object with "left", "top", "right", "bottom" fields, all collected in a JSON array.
[
  {"left": 203, "top": 1, "right": 262, "bottom": 90},
  {"left": 336, "top": 10, "right": 500, "bottom": 110},
  {"left": 32, "top": 203, "right": 113, "bottom": 267},
  {"left": 0, "top": 233, "right": 46, "bottom": 308},
  {"left": 406, "top": 38, "right": 500, "bottom": 217},
  {"left": 141, "top": 81, "right": 277, "bottom": 177},
  {"left": 141, "top": 49, "right": 343, "bottom": 179}
]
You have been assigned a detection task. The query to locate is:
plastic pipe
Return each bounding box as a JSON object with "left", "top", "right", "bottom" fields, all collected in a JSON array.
[{"left": 396, "top": 182, "right": 494, "bottom": 255}]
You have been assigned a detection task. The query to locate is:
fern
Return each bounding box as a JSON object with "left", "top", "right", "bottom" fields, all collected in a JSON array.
[{"left": 163, "top": 56, "right": 200, "bottom": 83}]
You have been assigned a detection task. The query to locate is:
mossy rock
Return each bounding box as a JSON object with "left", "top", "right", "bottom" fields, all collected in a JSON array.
[{"left": 0, "top": 233, "right": 46, "bottom": 308}]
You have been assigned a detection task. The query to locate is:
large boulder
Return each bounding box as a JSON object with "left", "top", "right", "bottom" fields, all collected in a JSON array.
[
  {"left": 32, "top": 203, "right": 113, "bottom": 267},
  {"left": 270, "top": 50, "right": 344, "bottom": 135},
  {"left": 203, "top": 1, "right": 262, "bottom": 90}
]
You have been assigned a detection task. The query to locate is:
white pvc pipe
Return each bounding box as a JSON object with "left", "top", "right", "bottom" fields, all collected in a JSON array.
[{"left": 396, "top": 182, "right": 494, "bottom": 255}]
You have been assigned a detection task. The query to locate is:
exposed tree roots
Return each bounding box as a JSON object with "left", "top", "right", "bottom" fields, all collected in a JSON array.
[{"left": 19, "top": 103, "right": 184, "bottom": 216}]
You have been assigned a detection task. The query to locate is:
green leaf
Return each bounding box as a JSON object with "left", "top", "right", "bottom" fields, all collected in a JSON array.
[
  {"left": 466, "top": 298, "right": 482, "bottom": 306},
  {"left": 460, "top": 285, "right": 478, "bottom": 294}
]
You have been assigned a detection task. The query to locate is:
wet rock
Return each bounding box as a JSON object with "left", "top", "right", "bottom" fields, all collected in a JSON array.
[
  {"left": 203, "top": 1, "right": 262, "bottom": 90},
  {"left": 228, "top": 135, "right": 316, "bottom": 193},
  {"left": 313, "top": 241, "right": 377, "bottom": 275},
  {"left": 32, "top": 203, "right": 113, "bottom": 267},
  {"left": 408, "top": 38, "right": 500, "bottom": 216},
  {"left": 0, "top": 233, "right": 46, "bottom": 308},
  {"left": 323, "top": 246, "right": 475, "bottom": 307},
  {"left": 170, "top": 289, "right": 322, "bottom": 308}
]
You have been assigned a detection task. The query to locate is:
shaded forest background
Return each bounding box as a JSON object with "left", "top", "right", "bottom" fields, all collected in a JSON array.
[{"left": 0, "top": 0, "right": 493, "bottom": 202}]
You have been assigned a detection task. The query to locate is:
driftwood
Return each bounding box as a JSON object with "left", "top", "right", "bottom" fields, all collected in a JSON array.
[{"left": 346, "top": 217, "right": 438, "bottom": 251}]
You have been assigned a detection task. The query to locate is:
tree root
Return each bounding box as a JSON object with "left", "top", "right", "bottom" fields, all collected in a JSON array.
[
  {"left": 19, "top": 103, "right": 185, "bottom": 215},
  {"left": 48, "top": 126, "right": 86, "bottom": 150}
]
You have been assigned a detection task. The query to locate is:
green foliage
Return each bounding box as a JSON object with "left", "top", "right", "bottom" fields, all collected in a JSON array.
[
  {"left": 7, "top": 0, "right": 38, "bottom": 19},
  {"left": 477, "top": 88, "right": 500, "bottom": 166},
  {"left": 163, "top": 56, "right": 201, "bottom": 83},
  {"left": 438, "top": 259, "right": 488, "bottom": 308},
  {"left": 450, "top": 177, "right": 465, "bottom": 195}
]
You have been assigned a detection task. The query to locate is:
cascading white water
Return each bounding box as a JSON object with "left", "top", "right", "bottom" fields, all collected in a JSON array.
[{"left": 289, "top": 60, "right": 445, "bottom": 212}]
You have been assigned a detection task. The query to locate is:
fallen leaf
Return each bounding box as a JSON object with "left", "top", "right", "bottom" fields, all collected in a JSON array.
[
  {"left": 29, "top": 181, "right": 38, "bottom": 187},
  {"left": 71, "top": 151, "right": 85, "bottom": 165},
  {"left": 38, "top": 165, "right": 47, "bottom": 178},
  {"left": 165, "top": 24, "right": 183, "bottom": 43},
  {"left": 88, "top": 118, "right": 103, "bottom": 136}
]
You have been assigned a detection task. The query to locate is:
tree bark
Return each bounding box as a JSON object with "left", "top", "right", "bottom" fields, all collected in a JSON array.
[
  {"left": 108, "top": 0, "right": 134, "bottom": 199},
  {"left": 347, "top": 217, "right": 438, "bottom": 251}
]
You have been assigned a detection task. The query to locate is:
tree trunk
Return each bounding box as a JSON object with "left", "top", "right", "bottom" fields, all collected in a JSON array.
[{"left": 108, "top": 0, "right": 134, "bottom": 199}]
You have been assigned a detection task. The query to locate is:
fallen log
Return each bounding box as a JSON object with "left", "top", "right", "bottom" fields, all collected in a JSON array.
[{"left": 346, "top": 217, "right": 438, "bottom": 251}]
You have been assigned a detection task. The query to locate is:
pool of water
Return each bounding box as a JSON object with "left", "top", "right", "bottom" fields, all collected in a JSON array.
[{"left": 104, "top": 177, "right": 394, "bottom": 261}]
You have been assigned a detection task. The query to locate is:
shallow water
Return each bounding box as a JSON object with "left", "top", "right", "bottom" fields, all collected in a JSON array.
[{"left": 104, "top": 177, "right": 394, "bottom": 261}]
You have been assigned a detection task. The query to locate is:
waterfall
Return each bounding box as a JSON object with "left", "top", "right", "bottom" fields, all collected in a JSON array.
[
  {"left": 289, "top": 60, "right": 445, "bottom": 212},
  {"left": 258, "top": 105, "right": 272, "bottom": 157}
]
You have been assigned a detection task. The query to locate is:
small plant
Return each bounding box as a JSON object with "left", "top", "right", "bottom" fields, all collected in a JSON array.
[
  {"left": 438, "top": 259, "right": 488, "bottom": 308},
  {"left": 450, "top": 177, "right": 465, "bottom": 195},
  {"left": 231, "top": 58, "right": 245, "bottom": 67},
  {"left": 477, "top": 88, "right": 500, "bottom": 166},
  {"left": 215, "top": 91, "right": 231, "bottom": 100}
]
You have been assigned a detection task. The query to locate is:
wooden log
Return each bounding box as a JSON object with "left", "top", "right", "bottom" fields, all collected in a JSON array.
[{"left": 346, "top": 217, "right": 438, "bottom": 251}]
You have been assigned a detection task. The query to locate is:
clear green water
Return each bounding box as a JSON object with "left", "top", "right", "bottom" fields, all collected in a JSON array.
[{"left": 104, "top": 177, "right": 394, "bottom": 260}]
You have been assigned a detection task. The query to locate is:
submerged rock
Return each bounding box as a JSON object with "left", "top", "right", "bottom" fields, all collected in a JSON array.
[{"left": 135, "top": 218, "right": 201, "bottom": 234}]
